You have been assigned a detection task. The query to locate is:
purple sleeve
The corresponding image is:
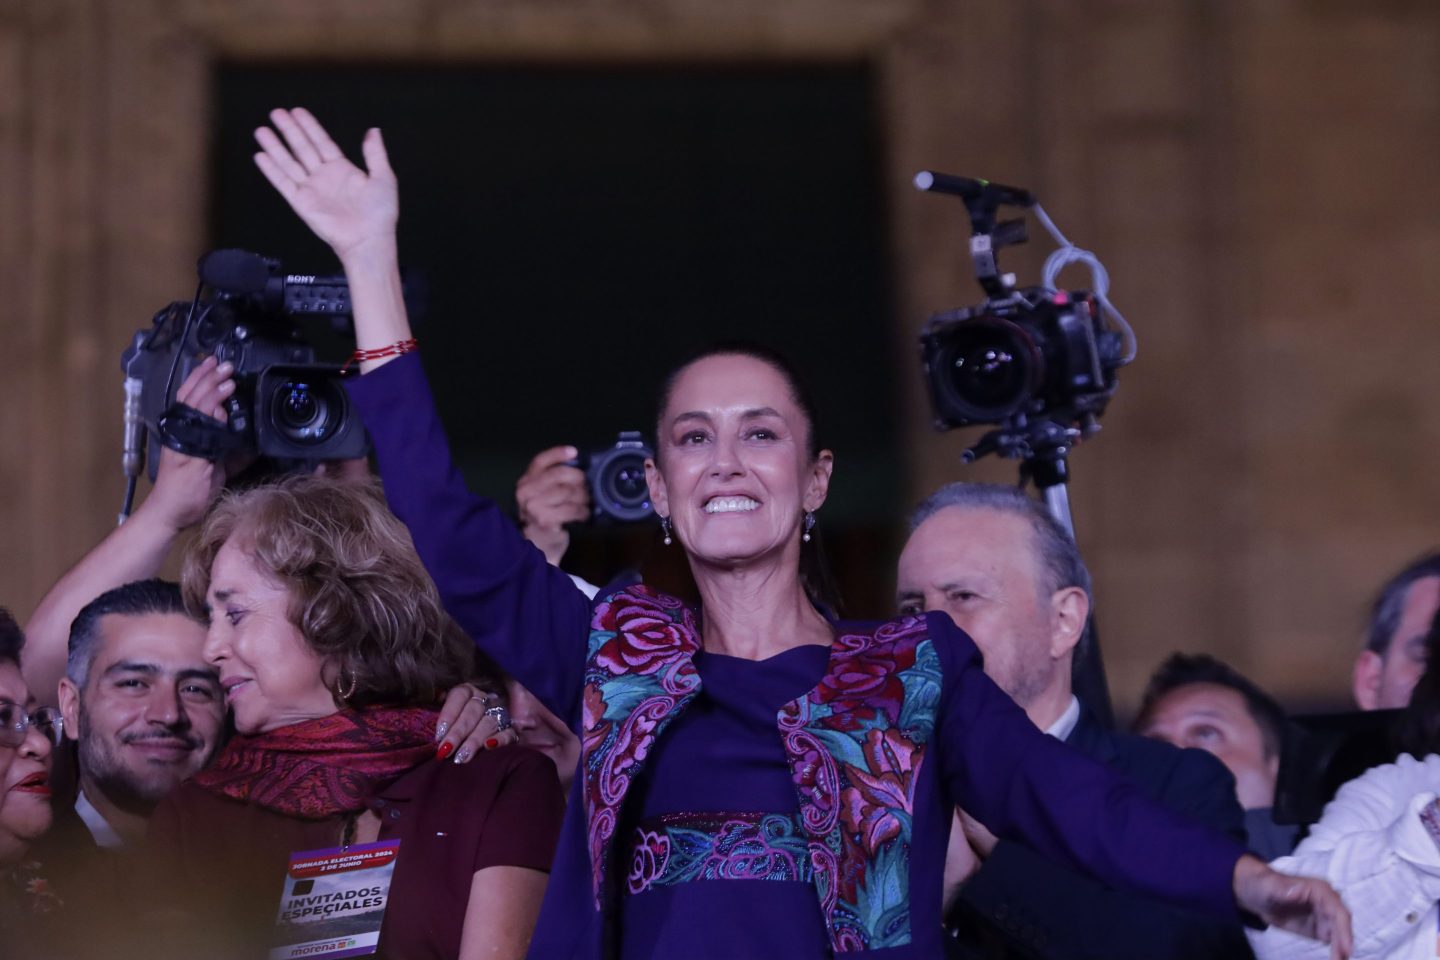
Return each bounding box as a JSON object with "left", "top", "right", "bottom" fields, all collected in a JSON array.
[
  {"left": 927, "top": 611, "right": 1247, "bottom": 920},
  {"left": 346, "top": 353, "right": 591, "bottom": 729}
]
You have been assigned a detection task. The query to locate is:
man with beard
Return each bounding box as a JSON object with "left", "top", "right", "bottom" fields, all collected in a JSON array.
[
  {"left": 897, "top": 483, "right": 1251, "bottom": 960},
  {"left": 27, "top": 580, "right": 221, "bottom": 955},
  {"left": 51, "top": 579, "right": 221, "bottom": 850}
]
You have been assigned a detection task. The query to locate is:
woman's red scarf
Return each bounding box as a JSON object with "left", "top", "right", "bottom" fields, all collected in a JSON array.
[{"left": 192, "top": 707, "right": 439, "bottom": 820}]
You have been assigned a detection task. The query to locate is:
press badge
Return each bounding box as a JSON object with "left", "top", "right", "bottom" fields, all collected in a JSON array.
[{"left": 268, "top": 840, "right": 401, "bottom": 960}]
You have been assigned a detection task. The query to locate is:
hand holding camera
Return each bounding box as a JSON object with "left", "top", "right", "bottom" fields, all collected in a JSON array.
[
  {"left": 516, "top": 446, "right": 591, "bottom": 566},
  {"left": 516, "top": 433, "right": 657, "bottom": 566},
  {"left": 138, "top": 358, "right": 233, "bottom": 534}
]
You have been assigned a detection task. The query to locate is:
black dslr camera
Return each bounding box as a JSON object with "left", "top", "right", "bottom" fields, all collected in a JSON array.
[
  {"left": 572, "top": 432, "right": 655, "bottom": 524},
  {"left": 915, "top": 172, "right": 1132, "bottom": 469},
  {"left": 120, "top": 249, "right": 368, "bottom": 484}
]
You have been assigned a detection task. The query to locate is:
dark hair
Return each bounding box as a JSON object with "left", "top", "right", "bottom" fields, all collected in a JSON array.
[
  {"left": 653, "top": 341, "right": 839, "bottom": 613},
  {"left": 0, "top": 607, "right": 22, "bottom": 669},
  {"left": 1396, "top": 607, "right": 1440, "bottom": 758},
  {"left": 655, "top": 340, "right": 825, "bottom": 460},
  {"left": 1364, "top": 550, "right": 1440, "bottom": 656},
  {"left": 1134, "top": 652, "right": 1289, "bottom": 760},
  {"left": 67, "top": 578, "right": 189, "bottom": 688},
  {"left": 182, "top": 474, "right": 479, "bottom": 709}
]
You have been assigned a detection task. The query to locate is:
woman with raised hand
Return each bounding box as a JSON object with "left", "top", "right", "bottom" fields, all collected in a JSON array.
[
  {"left": 141, "top": 476, "right": 564, "bottom": 960},
  {"left": 253, "top": 107, "right": 1353, "bottom": 960}
]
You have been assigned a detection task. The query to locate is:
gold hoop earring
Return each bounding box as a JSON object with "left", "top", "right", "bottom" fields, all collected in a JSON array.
[{"left": 334, "top": 666, "right": 359, "bottom": 704}]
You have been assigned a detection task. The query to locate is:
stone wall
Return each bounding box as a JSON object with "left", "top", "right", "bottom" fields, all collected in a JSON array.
[{"left": 3, "top": 0, "right": 1436, "bottom": 710}]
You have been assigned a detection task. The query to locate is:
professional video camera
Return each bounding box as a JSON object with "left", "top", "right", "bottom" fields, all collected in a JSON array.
[
  {"left": 916, "top": 171, "right": 1138, "bottom": 729},
  {"left": 117, "top": 249, "right": 368, "bottom": 518},
  {"left": 915, "top": 171, "right": 1136, "bottom": 479},
  {"left": 571, "top": 431, "right": 656, "bottom": 524}
]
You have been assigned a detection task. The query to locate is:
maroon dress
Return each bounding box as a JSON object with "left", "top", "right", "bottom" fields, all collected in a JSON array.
[{"left": 142, "top": 744, "right": 564, "bottom": 959}]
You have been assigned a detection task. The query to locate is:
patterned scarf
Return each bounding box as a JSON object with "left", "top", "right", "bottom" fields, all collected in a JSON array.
[{"left": 193, "top": 707, "right": 438, "bottom": 820}]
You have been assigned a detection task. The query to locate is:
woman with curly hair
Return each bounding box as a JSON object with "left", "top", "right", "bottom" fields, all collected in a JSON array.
[{"left": 141, "top": 476, "right": 564, "bottom": 959}]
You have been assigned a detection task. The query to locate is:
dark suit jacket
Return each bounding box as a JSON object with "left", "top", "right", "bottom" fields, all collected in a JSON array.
[
  {"left": 949, "top": 707, "right": 1255, "bottom": 960},
  {"left": 23, "top": 794, "right": 139, "bottom": 959}
]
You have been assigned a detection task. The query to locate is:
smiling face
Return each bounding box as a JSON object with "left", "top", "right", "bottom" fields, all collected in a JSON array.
[
  {"left": 58, "top": 611, "right": 222, "bottom": 815},
  {"left": 1138, "top": 682, "right": 1278, "bottom": 809},
  {"left": 202, "top": 536, "right": 337, "bottom": 735},
  {"left": 647, "top": 353, "right": 832, "bottom": 574},
  {"left": 0, "top": 662, "right": 53, "bottom": 866}
]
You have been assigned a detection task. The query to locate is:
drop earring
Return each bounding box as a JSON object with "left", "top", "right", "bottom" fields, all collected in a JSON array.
[
  {"left": 660, "top": 515, "right": 673, "bottom": 546},
  {"left": 802, "top": 511, "right": 816, "bottom": 543}
]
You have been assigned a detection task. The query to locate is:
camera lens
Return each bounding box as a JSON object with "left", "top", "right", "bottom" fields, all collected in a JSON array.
[
  {"left": 935, "top": 317, "right": 1042, "bottom": 422},
  {"left": 596, "top": 452, "right": 653, "bottom": 523},
  {"left": 270, "top": 378, "right": 337, "bottom": 444}
]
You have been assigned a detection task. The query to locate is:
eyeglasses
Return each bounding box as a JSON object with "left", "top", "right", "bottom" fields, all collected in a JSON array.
[{"left": 0, "top": 701, "right": 64, "bottom": 748}]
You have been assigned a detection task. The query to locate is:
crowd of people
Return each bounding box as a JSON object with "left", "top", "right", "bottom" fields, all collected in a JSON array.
[{"left": 0, "top": 107, "right": 1434, "bottom": 959}]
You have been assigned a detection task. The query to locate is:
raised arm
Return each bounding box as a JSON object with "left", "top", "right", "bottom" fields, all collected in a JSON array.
[
  {"left": 252, "top": 109, "right": 592, "bottom": 725},
  {"left": 22, "top": 358, "right": 232, "bottom": 704},
  {"left": 930, "top": 613, "right": 1351, "bottom": 958},
  {"left": 253, "top": 109, "right": 410, "bottom": 367}
]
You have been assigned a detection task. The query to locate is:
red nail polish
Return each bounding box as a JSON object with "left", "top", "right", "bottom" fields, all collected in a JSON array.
[
  {"left": 485, "top": 738, "right": 499, "bottom": 750},
  {"left": 436, "top": 741, "right": 454, "bottom": 760}
]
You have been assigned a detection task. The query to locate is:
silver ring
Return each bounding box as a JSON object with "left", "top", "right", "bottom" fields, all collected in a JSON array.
[
  {"left": 469, "top": 693, "right": 493, "bottom": 708},
  {"left": 483, "top": 705, "right": 512, "bottom": 732}
]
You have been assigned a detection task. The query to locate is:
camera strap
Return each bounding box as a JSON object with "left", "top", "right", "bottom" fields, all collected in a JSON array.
[{"left": 157, "top": 403, "right": 247, "bottom": 460}]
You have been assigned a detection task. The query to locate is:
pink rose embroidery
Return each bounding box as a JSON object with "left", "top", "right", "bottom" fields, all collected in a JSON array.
[{"left": 627, "top": 829, "right": 671, "bottom": 894}]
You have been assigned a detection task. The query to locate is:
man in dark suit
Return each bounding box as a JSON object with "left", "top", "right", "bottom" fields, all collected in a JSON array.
[
  {"left": 15, "top": 580, "right": 223, "bottom": 957},
  {"left": 897, "top": 483, "right": 1252, "bottom": 960}
]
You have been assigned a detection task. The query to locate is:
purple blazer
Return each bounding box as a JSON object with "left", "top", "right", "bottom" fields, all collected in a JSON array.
[{"left": 347, "top": 353, "right": 1247, "bottom": 959}]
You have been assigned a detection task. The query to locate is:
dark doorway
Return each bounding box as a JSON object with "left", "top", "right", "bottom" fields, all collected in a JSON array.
[{"left": 211, "top": 62, "right": 901, "bottom": 615}]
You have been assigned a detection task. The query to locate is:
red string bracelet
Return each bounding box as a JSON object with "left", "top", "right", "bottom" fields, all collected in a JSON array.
[{"left": 342, "top": 337, "right": 418, "bottom": 373}]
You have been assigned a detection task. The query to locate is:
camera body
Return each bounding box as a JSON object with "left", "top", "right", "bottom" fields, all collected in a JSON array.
[
  {"left": 121, "top": 250, "right": 367, "bottom": 480},
  {"left": 914, "top": 172, "right": 1131, "bottom": 462},
  {"left": 573, "top": 431, "right": 655, "bottom": 524},
  {"left": 920, "top": 287, "right": 1123, "bottom": 431}
]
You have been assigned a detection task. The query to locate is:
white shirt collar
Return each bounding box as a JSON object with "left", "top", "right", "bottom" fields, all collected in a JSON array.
[
  {"left": 1044, "top": 695, "right": 1082, "bottom": 741},
  {"left": 74, "top": 787, "right": 126, "bottom": 850}
]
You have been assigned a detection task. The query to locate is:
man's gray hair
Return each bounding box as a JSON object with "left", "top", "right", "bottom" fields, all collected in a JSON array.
[{"left": 908, "top": 482, "right": 1093, "bottom": 604}]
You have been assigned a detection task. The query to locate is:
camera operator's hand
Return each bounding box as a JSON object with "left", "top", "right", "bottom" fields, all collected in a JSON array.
[
  {"left": 137, "top": 356, "right": 232, "bottom": 533},
  {"left": 516, "top": 446, "right": 590, "bottom": 567},
  {"left": 253, "top": 108, "right": 412, "bottom": 371},
  {"left": 22, "top": 356, "right": 236, "bottom": 706}
]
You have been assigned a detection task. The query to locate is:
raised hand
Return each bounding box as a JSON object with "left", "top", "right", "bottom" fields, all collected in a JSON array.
[
  {"left": 253, "top": 108, "right": 398, "bottom": 261},
  {"left": 254, "top": 107, "right": 412, "bottom": 365},
  {"left": 1234, "top": 855, "right": 1352, "bottom": 960}
]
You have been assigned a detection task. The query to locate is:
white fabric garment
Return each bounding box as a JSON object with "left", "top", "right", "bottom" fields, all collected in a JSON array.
[
  {"left": 567, "top": 573, "right": 601, "bottom": 600},
  {"left": 74, "top": 787, "right": 126, "bottom": 850},
  {"left": 1044, "top": 694, "right": 1081, "bottom": 742},
  {"left": 1248, "top": 752, "right": 1440, "bottom": 960}
]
